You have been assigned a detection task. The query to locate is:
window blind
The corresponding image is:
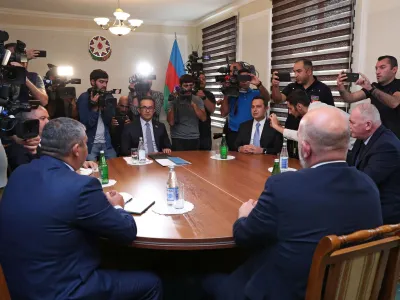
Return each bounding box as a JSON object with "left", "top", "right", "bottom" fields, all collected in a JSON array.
[
  {"left": 270, "top": 0, "right": 356, "bottom": 123},
  {"left": 202, "top": 16, "right": 238, "bottom": 128}
]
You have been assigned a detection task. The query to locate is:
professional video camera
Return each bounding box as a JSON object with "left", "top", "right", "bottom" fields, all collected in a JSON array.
[
  {"left": 185, "top": 51, "right": 211, "bottom": 93},
  {"left": 88, "top": 87, "right": 120, "bottom": 108},
  {"left": 0, "top": 30, "right": 39, "bottom": 139},
  {"left": 130, "top": 74, "right": 156, "bottom": 96},
  {"left": 43, "top": 64, "right": 81, "bottom": 100},
  {"left": 215, "top": 57, "right": 254, "bottom": 98}
]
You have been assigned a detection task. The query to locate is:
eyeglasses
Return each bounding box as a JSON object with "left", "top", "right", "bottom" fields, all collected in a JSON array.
[{"left": 140, "top": 106, "right": 155, "bottom": 111}]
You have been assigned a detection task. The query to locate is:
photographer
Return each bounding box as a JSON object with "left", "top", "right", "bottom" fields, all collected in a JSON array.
[
  {"left": 167, "top": 74, "right": 207, "bottom": 151},
  {"left": 220, "top": 68, "right": 270, "bottom": 150},
  {"left": 77, "top": 69, "right": 116, "bottom": 161},
  {"left": 5, "top": 43, "right": 48, "bottom": 106},
  {"left": 128, "top": 74, "right": 163, "bottom": 122},
  {"left": 110, "top": 96, "right": 132, "bottom": 156},
  {"left": 197, "top": 72, "right": 216, "bottom": 150}
]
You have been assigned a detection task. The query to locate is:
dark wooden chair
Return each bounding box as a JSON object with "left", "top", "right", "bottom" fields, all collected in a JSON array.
[
  {"left": 0, "top": 264, "right": 10, "bottom": 300},
  {"left": 305, "top": 224, "right": 400, "bottom": 300}
]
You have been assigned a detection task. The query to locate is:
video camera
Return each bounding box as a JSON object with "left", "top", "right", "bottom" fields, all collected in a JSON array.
[
  {"left": 44, "top": 64, "right": 81, "bottom": 100},
  {"left": 130, "top": 74, "right": 156, "bottom": 95},
  {"left": 185, "top": 51, "right": 211, "bottom": 93},
  {"left": 89, "top": 88, "right": 120, "bottom": 108},
  {"left": 215, "top": 57, "right": 255, "bottom": 98},
  {"left": 0, "top": 30, "right": 39, "bottom": 139}
]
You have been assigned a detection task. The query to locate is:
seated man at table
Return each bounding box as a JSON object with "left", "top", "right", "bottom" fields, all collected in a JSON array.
[
  {"left": 6, "top": 106, "right": 97, "bottom": 172},
  {"left": 347, "top": 103, "right": 400, "bottom": 224},
  {"left": 121, "top": 97, "right": 172, "bottom": 156},
  {"left": 234, "top": 96, "right": 282, "bottom": 154},
  {"left": 0, "top": 117, "right": 162, "bottom": 300},
  {"left": 203, "top": 106, "right": 382, "bottom": 300}
]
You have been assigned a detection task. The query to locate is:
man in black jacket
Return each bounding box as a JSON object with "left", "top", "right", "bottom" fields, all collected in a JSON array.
[
  {"left": 235, "top": 96, "right": 283, "bottom": 154},
  {"left": 121, "top": 97, "right": 171, "bottom": 156}
]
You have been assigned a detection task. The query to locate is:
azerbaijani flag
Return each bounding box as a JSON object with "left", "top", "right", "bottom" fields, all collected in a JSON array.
[{"left": 163, "top": 39, "right": 186, "bottom": 112}]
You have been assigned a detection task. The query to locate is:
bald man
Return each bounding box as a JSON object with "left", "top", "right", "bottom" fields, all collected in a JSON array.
[
  {"left": 348, "top": 103, "right": 400, "bottom": 224},
  {"left": 204, "top": 106, "right": 382, "bottom": 300}
]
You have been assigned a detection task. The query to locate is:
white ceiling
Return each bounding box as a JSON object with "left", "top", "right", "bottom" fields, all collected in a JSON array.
[{"left": 0, "top": 0, "right": 236, "bottom": 23}]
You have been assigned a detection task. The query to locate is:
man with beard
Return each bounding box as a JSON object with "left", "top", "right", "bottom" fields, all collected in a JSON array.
[{"left": 110, "top": 96, "right": 133, "bottom": 156}]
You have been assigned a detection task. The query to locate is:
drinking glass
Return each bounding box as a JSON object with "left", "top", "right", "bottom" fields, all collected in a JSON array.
[
  {"left": 131, "top": 148, "right": 139, "bottom": 164},
  {"left": 174, "top": 182, "right": 185, "bottom": 209},
  {"left": 213, "top": 142, "right": 220, "bottom": 158}
]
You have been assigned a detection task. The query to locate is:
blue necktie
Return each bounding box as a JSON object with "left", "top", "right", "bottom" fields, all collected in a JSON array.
[
  {"left": 145, "top": 122, "right": 155, "bottom": 153},
  {"left": 253, "top": 122, "right": 261, "bottom": 147}
]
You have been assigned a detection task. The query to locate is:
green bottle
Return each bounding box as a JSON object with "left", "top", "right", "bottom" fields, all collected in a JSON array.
[
  {"left": 220, "top": 134, "right": 228, "bottom": 159},
  {"left": 272, "top": 159, "right": 281, "bottom": 175},
  {"left": 99, "top": 150, "right": 109, "bottom": 184}
]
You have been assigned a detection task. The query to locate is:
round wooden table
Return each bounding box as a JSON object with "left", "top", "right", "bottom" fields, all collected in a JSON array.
[{"left": 102, "top": 151, "right": 301, "bottom": 250}]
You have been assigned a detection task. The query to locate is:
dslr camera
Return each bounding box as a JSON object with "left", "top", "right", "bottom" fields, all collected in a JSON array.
[
  {"left": 215, "top": 57, "right": 254, "bottom": 98},
  {"left": 185, "top": 51, "right": 210, "bottom": 93},
  {"left": 0, "top": 30, "right": 39, "bottom": 139}
]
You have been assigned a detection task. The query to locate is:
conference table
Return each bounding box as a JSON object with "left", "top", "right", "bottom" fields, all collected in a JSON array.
[{"left": 101, "top": 151, "right": 301, "bottom": 251}]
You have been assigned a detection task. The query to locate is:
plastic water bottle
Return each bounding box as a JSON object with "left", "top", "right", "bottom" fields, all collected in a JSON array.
[
  {"left": 280, "top": 140, "right": 289, "bottom": 172},
  {"left": 99, "top": 150, "right": 109, "bottom": 184},
  {"left": 138, "top": 137, "right": 146, "bottom": 163},
  {"left": 166, "top": 166, "right": 179, "bottom": 206}
]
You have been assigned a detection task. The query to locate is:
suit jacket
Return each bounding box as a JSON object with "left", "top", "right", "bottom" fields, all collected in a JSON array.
[
  {"left": 347, "top": 125, "right": 400, "bottom": 224},
  {"left": 120, "top": 118, "right": 171, "bottom": 156},
  {"left": 5, "top": 141, "right": 41, "bottom": 172},
  {"left": 216, "top": 163, "right": 382, "bottom": 300},
  {"left": 0, "top": 155, "right": 137, "bottom": 300},
  {"left": 234, "top": 118, "right": 283, "bottom": 153}
]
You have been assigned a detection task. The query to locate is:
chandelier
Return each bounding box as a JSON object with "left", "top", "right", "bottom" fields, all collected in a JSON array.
[{"left": 94, "top": 0, "right": 143, "bottom": 36}]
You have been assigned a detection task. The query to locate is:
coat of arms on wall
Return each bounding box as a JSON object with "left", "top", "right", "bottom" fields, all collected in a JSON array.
[{"left": 89, "top": 36, "right": 112, "bottom": 61}]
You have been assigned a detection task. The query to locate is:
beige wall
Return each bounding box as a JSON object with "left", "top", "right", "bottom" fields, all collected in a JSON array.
[
  {"left": 195, "top": 0, "right": 272, "bottom": 84},
  {"left": 0, "top": 14, "right": 196, "bottom": 103}
]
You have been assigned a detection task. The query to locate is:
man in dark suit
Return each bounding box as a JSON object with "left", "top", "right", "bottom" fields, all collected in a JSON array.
[
  {"left": 234, "top": 96, "right": 283, "bottom": 154},
  {"left": 204, "top": 106, "right": 382, "bottom": 300},
  {"left": 348, "top": 103, "right": 400, "bottom": 224},
  {"left": 0, "top": 118, "right": 162, "bottom": 300},
  {"left": 121, "top": 97, "right": 171, "bottom": 156},
  {"left": 110, "top": 95, "right": 133, "bottom": 156}
]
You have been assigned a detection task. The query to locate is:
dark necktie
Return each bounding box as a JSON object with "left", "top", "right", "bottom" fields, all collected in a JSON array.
[
  {"left": 145, "top": 122, "right": 155, "bottom": 153},
  {"left": 355, "top": 142, "right": 366, "bottom": 165}
]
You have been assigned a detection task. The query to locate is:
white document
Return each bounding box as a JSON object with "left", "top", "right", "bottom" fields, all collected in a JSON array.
[{"left": 155, "top": 159, "right": 176, "bottom": 167}]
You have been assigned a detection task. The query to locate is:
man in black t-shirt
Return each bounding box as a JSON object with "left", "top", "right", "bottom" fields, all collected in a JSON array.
[
  {"left": 271, "top": 58, "right": 334, "bottom": 156},
  {"left": 196, "top": 73, "right": 216, "bottom": 150},
  {"left": 337, "top": 55, "right": 400, "bottom": 139}
]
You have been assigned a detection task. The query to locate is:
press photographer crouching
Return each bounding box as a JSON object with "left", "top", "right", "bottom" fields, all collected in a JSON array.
[
  {"left": 77, "top": 69, "right": 117, "bottom": 161},
  {"left": 110, "top": 96, "right": 133, "bottom": 156},
  {"left": 220, "top": 67, "right": 270, "bottom": 150},
  {"left": 5, "top": 41, "right": 48, "bottom": 106},
  {"left": 167, "top": 74, "right": 207, "bottom": 151},
  {"left": 128, "top": 74, "right": 163, "bottom": 122},
  {"left": 196, "top": 72, "right": 216, "bottom": 150}
]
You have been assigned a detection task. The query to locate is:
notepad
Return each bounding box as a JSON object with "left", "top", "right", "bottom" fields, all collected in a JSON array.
[
  {"left": 155, "top": 159, "right": 176, "bottom": 167},
  {"left": 119, "top": 192, "right": 154, "bottom": 214},
  {"left": 167, "top": 157, "right": 191, "bottom": 165}
]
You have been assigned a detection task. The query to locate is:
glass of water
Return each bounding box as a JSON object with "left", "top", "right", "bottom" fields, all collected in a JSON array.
[
  {"left": 174, "top": 182, "right": 185, "bottom": 209},
  {"left": 131, "top": 148, "right": 139, "bottom": 164},
  {"left": 213, "top": 142, "right": 220, "bottom": 158}
]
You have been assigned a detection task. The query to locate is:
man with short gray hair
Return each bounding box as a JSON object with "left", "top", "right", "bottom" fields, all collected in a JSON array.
[
  {"left": 0, "top": 117, "right": 162, "bottom": 300},
  {"left": 204, "top": 106, "right": 382, "bottom": 300},
  {"left": 348, "top": 103, "right": 400, "bottom": 224}
]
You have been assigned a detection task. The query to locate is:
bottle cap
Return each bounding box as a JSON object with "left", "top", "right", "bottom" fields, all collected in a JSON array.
[
  {"left": 274, "top": 159, "right": 279, "bottom": 162},
  {"left": 100, "top": 150, "right": 105, "bottom": 154},
  {"left": 222, "top": 134, "right": 225, "bottom": 136}
]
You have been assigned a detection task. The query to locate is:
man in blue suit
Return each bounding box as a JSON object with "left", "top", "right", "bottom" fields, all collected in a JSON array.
[
  {"left": 204, "top": 106, "right": 383, "bottom": 300},
  {"left": 348, "top": 103, "right": 400, "bottom": 224},
  {"left": 0, "top": 118, "right": 162, "bottom": 300}
]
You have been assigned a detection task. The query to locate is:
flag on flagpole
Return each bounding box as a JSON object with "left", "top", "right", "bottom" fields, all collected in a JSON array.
[{"left": 163, "top": 38, "right": 186, "bottom": 112}]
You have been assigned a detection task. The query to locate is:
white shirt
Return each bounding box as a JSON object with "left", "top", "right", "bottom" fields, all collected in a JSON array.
[
  {"left": 140, "top": 118, "right": 158, "bottom": 153},
  {"left": 311, "top": 160, "right": 346, "bottom": 168},
  {"left": 250, "top": 117, "right": 266, "bottom": 145},
  {"left": 364, "top": 135, "right": 373, "bottom": 145}
]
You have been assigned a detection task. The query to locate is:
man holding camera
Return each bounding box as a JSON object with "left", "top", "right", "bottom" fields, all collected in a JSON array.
[
  {"left": 77, "top": 69, "right": 116, "bottom": 161},
  {"left": 167, "top": 74, "right": 207, "bottom": 151},
  {"left": 110, "top": 96, "right": 132, "bottom": 156},
  {"left": 128, "top": 74, "right": 163, "bottom": 122},
  {"left": 220, "top": 68, "right": 270, "bottom": 151},
  {"left": 337, "top": 55, "right": 400, "bottom": 139},
  {"left": 197, "top": 72, "right": 216, "bottom": 150},
  {"left": 6, "top": 43, "right": 48, "bottom": 106}
]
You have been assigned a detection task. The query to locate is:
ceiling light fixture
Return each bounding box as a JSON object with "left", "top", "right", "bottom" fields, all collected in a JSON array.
[{"left": 94, "top": 0, "right": 143, "bottom": 36}]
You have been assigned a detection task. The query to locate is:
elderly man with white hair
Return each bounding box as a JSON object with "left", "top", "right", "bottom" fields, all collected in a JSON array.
[
  {"left": 203, "top": 106, "right": 382, "bottom": 300},
  {"left": 348, "top": 103, "right": 400, "bottom": 224}
]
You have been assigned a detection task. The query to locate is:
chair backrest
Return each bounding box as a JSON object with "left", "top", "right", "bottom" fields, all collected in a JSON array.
[
  {"left": 305, "top": 224, "right": 400, "bottom": 300},
  {"left": 0, "top": 264, "right": 10, "bottom": 300}
]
